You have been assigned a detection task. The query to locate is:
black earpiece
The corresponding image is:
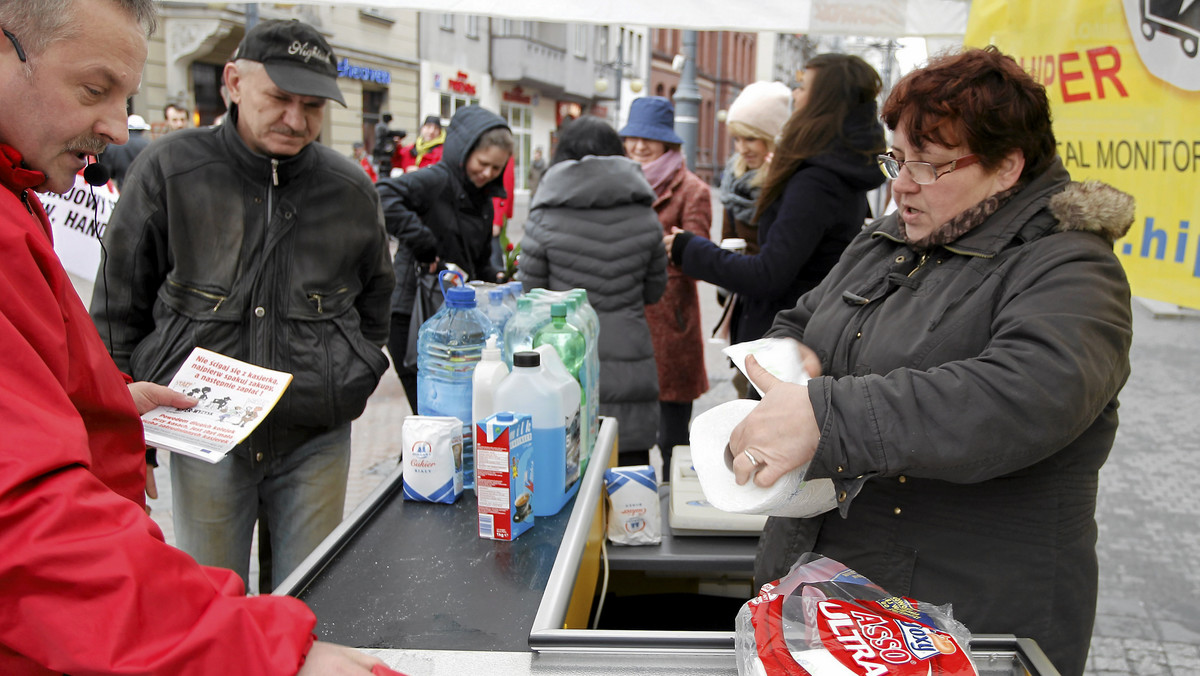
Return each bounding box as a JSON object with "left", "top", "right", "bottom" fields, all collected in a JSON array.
[{"left": 83, "top": 158, "right": 111, "bottom": 187}]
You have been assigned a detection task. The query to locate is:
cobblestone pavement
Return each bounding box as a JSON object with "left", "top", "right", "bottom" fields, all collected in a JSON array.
[{"left": 72, "top": 192, "right": 1200, "bottom": 674}]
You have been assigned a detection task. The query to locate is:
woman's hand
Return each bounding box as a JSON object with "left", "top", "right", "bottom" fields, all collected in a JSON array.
[
  {"left": 298, "top": 641, "right": 392, "bottom": 675},
  {"left": 729, "top": 354, "right": 821, "bottom": 487},
  {"left": 128, "top": 382, "right": 196, "bottom": 416},
  {"left": 662, "top": 227, "right": 684, "bottom": 262}
]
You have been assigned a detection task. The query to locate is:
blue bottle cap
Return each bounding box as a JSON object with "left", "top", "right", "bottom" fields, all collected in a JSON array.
[{"left": 444, "top": 286, "right": 476, "bottom": 308}]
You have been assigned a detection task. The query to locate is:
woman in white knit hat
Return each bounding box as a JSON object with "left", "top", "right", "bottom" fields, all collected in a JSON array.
[
  {"left": 665, "top": 55, "right": 887, "bottom": 394},
  {"left": 720, "top": 81, "right": 792, "bottom": 257}
]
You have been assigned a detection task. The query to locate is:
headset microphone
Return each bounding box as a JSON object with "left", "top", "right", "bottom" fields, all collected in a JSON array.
[{"left": 82, "top": 157, "right": 110, "bottom": 187}]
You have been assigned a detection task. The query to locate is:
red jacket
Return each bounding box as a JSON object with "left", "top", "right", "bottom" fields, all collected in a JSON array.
[{"left": 0, "top": 144, "right": 317, "bottom": 675}]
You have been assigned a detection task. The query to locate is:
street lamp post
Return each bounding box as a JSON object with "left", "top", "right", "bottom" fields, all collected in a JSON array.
[{"left": 674, "top": 30, "right": 701, "bottom": 171}]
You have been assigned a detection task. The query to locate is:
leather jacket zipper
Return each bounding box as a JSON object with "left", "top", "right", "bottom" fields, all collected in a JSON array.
[
  {"left": 166, "top": 279, "right": 227, "bottom": 311},
  {"left": 907, "top": 253, "right": 930, "bottom": 278},
  {"left": 271, "top": 158, "right": 279, "bottom": 187}
]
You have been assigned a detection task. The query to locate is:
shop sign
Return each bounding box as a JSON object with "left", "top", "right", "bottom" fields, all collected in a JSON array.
[
  {"left": 438, "top": 70, "right": 477, "bottom": 95},
  {"left": 337, "top": 58, "right": 391, "bottom": 85},
  {"left": 503, "top": 86, "right": 532, "bottom": 104}
]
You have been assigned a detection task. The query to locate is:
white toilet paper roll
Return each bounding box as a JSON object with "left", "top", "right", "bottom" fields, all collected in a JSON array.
[{"left": 690, "top": 399, "right": 837, "bottom": 518}]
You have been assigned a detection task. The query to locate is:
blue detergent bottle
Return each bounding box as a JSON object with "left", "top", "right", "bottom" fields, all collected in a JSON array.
[{"left": 417, "top": 284, "right": 492, "bottom": 491}]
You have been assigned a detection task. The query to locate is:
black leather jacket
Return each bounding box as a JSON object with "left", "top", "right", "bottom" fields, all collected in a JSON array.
[{"left": 91, "top": 114, "right": 394, "bottom": 460}]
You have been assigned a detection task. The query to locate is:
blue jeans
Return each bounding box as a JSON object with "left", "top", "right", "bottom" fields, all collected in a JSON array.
[{"left": 170, "top": 424, "right": 351, "bottom": 590}]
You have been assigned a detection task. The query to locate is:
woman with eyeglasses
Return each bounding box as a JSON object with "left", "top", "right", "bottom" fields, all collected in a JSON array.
[
  {"left": 727, "top": 46, "right": 1134, "bottom": 676},
  {"left": 665, "top": 54, "right": 886, "bottom": 363}
]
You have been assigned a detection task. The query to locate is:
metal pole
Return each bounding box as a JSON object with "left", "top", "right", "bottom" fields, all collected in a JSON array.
[
  {"left": 245, "top": 3, "right": 259, "bottom": 30},
  {"left": 615, "top": 29, "right": 624, "bottom": 130},
  {"left": 674, "top": 30, "right": 701, "bottom": 171}
]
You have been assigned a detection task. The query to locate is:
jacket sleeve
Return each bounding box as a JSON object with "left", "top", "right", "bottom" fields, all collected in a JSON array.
[
  {"left": 645, "top": 223, "right": 669, "bottom": 305},
  {"left": 681, "top": 168, "right": 842, "bottom": 300},
  {"left": 377, "top": 174, "right": 438, "bottom": 263},
  {"left": 803, "top": 235, "right": 1132, "bottom": 495},
  {"left": 89, "top": 154, "right": 174, "bottom": 377},
  {"left": 517, "top": 211, "right": 550, "bottom": 290},
  {"left": 356, "top": 197, "right": 397, "bottom": 347},
  {"left": 1, "top": 246, "right": 317, "bottom": 676}
]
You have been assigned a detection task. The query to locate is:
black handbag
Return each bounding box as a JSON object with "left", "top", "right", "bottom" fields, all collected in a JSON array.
[{"left": 402, "top": 267, "right": 465, "bottom": 370}]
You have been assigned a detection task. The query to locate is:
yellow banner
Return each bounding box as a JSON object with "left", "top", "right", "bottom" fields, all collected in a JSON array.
[{"left": 966, "top": 0, "right": 1200, "bottom": 308}]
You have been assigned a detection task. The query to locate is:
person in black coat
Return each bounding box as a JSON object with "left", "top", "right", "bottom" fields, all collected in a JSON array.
[
  {"left": 376, "top": 105, "right": 513, "bottom": 410},
  {"left": 665, "top": 54, "right": 886, "bottom": 351}
]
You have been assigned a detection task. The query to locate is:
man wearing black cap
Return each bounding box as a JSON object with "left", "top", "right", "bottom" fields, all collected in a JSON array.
[
  {"left": 92, "top": 18, "right": 395, "bottom": 594},
  {"left": 396, "top": 114, "right": 445, "bottom": 173}
]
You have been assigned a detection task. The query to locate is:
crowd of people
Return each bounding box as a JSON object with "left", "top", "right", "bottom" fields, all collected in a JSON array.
[{"left": 2, "top": 1, "right": 1136, "bottom": 674}]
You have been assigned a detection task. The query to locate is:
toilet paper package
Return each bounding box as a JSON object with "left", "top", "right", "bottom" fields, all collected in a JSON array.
[
  {"left": 402, "top": 415, "right": 463, "bottom": 504},
  {"left": 690, "top": 399, "right": 837, "bottom": 518},
  {"left": 722, "top": 337, "right": 810, "bottom": 397},
  {"left": 604, "top": 465, "right": 662, "bottom": 545}
]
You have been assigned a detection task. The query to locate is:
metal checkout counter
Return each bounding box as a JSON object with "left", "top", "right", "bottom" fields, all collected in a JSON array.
[{"left": 275, "top": 418, "right": 1060, "bottom": 675}]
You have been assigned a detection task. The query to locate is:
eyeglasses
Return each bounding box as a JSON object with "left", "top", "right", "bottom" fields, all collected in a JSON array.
[
  {"left": 877, "top": 152, "right": 980, "bottom": 185},
  {"left": 3, "top": 28, "right": 27, "bottom": 63}
]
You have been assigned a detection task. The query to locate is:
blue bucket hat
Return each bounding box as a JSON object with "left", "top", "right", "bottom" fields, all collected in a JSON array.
[{"left": 619, "top": 97, "right": 684, "bottom": 145}]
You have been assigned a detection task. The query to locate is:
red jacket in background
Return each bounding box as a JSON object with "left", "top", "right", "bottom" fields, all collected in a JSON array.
[
  {"left": 395, "top": 138, "right": 444, "bottom": 174},
  {"left": 492, "top": 157, "right": 515, "bottom": 226},
  {"left": 0, "top": 144, "right": 317, "bottom": 675}
]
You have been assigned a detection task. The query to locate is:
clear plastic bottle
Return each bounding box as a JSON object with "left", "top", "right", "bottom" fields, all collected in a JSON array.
[
  {"left": 483, "top": 288, "right": 513, "bottom": 349},
  {"left": 502, "top": 296, "right": 550, "bottom": 367},
  {"left": 567, "top": 291, "right": 601, "bottom": 471},
  {"left": 417, "top": 285, "right": 493, "bottom": 491},
  {"left": 494, "top": 351, "right": 579, "bottom": 516}
]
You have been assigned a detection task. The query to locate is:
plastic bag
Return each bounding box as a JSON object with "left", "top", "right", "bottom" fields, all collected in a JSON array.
[
  {"left": 403, "top": 268, "right": 463, "bottom": 370},
  {"left": 735, "top": 554, "right": 978, "bottom": 676}
]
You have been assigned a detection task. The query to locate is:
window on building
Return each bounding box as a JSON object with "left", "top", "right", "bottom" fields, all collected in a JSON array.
[
  {"left": 596, "top": 25, "right": 609, "bottom": 62},
  {"left": 466, "top": 16, "right": 479, "bottom": 39},
  {"left": 573, "top": 24, "right": 587, "bottom": 58},
  {"left": 440, "top": 93, "right": 480, "bottom": 121},
  {"left": 439, "top": 13, "right": 454, "bottom": 31},
  {"left": 500, "top": 103, "right": 533, "bottom": 191}
]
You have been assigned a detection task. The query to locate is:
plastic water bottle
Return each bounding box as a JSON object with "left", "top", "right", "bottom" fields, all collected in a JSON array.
[
  {"left": 503, "top": 281, "right": 524, "bottom": 312},
  {"left": 568, "top": 291, "right": 601, "bottom": 471},
  {"left": 483, "top": 288, "right": 513, "bottom": 348},
  {"left": 417, "top": 285, "right": 493, "bottom": 491},
  {"left": 533, "top": 345, "right": 582, "bottom": 491},
  {"left": 495, "top": 351, "right": 579, "bottom": 516},
  {"left": 502, "top": 297, "right": 550, "bottom": 367}
]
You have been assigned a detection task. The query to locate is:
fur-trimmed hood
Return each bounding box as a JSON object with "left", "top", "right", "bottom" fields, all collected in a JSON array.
[{"left": 1050, "top": 180, "right": 1136, "bottom": 243}]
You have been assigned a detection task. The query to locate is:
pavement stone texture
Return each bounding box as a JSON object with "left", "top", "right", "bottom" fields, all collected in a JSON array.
[{"left": 72, "top": 192, "right": 1200, "bottom": 674}]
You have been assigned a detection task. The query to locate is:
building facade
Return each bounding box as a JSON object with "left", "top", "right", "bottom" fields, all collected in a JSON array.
[
  {"left": 131, "top": 4, "right": 419, "bottom": 158},
  {"left": 649, "top": 29, "right": 758, "bottom": 184}
]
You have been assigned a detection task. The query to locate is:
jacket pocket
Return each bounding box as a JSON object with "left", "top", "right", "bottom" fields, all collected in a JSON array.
[{"left": 282, "top": 313, "right": 388, "bottom": 429}]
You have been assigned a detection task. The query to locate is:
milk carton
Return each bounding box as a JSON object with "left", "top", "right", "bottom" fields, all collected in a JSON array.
[
  {"left": 402, "top": 416, "right": 463, "bottom": 503},
  {"left": 476, "top": 412, "right": 535, "bottom": 540}
]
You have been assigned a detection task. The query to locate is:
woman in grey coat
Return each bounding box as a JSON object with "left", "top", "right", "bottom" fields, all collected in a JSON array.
[{"left": 520, "top": 117, "right": 668, "bottom": 456}]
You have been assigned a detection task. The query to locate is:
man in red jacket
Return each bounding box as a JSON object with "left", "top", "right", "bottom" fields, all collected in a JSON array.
[{"left": 0, "top": 1, "right": 391, "bottom": 674}]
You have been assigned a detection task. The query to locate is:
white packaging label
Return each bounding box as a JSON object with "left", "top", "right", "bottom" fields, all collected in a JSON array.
[{"left": 402, "top": 415, "right": 463, "bottom": 503}]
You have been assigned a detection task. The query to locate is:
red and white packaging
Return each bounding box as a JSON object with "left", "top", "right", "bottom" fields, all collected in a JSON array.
[{"left": 475, "top": 412, "right": 534, "bottom": 541}]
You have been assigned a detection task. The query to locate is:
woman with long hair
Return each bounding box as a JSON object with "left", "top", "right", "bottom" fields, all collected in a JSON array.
[
  {"left": 719, "top": 81, "right": 792, "bottom": 257},
  {"left": 666, "top": 54, "right": 886, "bottom": 353}
]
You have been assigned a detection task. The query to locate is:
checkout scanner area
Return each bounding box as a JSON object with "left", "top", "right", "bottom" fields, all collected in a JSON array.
[{"left": 274, "top": 418, "right": 1060, "bottom": 675}]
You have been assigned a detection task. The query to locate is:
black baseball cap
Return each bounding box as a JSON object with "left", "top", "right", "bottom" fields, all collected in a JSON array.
[{"left": 232, "top": 19, "right": 346, "bottom": 106}]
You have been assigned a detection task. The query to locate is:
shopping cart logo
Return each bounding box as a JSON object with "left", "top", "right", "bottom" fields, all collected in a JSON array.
[{"left": 1125, "top": 0, "right": 1200, "bottom": 90}]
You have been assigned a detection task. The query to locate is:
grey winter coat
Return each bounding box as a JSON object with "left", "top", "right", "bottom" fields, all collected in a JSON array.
[
  {"left": 756, "top": 159, "right": 1134, "bottom": 676},
  {"left": 520, "top": 156, "right": 668, "bottom": 450}
]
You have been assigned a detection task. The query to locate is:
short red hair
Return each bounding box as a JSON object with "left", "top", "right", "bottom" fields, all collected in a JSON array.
[{"left": 881, "top": 46, "right": 1056, "bottom": 182}]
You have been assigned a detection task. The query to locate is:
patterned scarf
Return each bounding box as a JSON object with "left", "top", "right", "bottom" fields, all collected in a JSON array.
[
  {"left": 903, "top": 184, "right": 1022, "bottom": 251},
  {"left": 641, "top": 149, "right": 684, "bottom": 197}
]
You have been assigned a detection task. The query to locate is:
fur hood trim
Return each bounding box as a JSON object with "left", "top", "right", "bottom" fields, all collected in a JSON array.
[{"left": 1049, "top": 180, "right": 1135, "bottom": 243}]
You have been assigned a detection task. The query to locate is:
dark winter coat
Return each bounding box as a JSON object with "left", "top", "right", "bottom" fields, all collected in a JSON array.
[
  {"left": 671, "top": 107, "right": 886, "bottom": 345},
  {"left": 377, "top": 105, "right": 507, "bottom": 315},
  {"left": 755, "top": 159, "right": 1134, "bottom": 676},
  {"left": 520, "top": 155, "right": 668, "bottom": 450},
  {"left": 645, "top": 164, "right": 711, "bottom": 402},
  {"left": 90, "top": 116, "right": 394, "bottom": 460}
]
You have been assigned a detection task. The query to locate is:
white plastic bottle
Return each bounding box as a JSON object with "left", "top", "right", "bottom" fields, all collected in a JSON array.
[
  {"left": 471, "top": 336, "right": 510, "bottom": 490},
  {"left": 494, "top": 351, "right": 579, "bottom": 516},
  {"left": 533, "top": 345, "right": 582, "bottom": 491}
]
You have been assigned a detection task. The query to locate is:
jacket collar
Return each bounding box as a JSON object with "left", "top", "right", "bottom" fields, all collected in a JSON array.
[
  {"left": 218, "top": 108, "right": 317, "bottom": 186},
  {"left": 1, "top": 144, "right": 46, "bottom": 195}
]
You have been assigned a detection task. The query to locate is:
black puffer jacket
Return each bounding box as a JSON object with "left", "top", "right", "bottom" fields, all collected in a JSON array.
[
  {"left": 520, "top": 155, "right": 668, "bottom": 450},
  {"left": 91, "top": 114, "right": 395, "bottom": 460},
  {"left": 756, "top": 160, "right": 1134, "bottom": 676},
  {"left": 377, "top": 105, "right": 508, "bottom": 314},
  {"left": 671, "top": 103, "right": 886, "bottom": 345}
]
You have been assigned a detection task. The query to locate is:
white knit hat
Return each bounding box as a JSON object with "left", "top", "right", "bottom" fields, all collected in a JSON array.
[{"left": 726, "top": 81, "right": 792, "bottom": 139}]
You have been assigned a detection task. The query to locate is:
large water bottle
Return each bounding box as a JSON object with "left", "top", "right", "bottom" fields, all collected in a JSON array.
[
  {"left": 417, "top": 285, "right": 493, "bottom": 490},
  {"left": 495, "top": 351, "right": 579, "bottom": 516},
  {"left": 483, "top": 288, "right": 514, "bottom": 348}
]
